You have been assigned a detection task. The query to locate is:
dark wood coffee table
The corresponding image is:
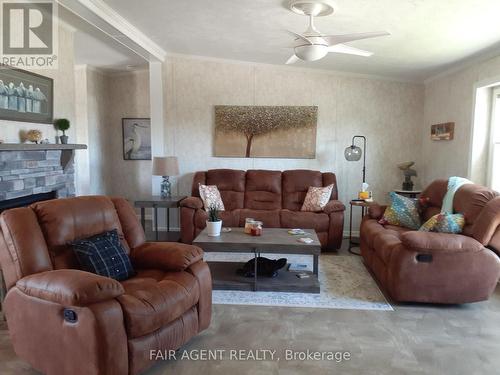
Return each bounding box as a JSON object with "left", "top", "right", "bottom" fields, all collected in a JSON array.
[{"left": 193, "top": 227, "right": 321, "bottom": 293}]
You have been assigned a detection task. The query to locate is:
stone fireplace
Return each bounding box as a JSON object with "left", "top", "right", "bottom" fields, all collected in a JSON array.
[{"left": 0, "top": 144, "right": 87, "bottom": 209}]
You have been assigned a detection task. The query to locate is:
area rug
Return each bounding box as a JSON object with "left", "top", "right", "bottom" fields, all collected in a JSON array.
[{"left": 204, "top": 253, "right": 393, "bottom": 311}]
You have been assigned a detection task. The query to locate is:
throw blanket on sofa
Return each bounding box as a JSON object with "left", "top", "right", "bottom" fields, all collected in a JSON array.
[{"left": 441, "top": 176, "right": 473, "bottom": 214}]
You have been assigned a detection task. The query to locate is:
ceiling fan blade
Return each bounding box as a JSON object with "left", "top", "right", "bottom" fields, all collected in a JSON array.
[
  {"left": 285, "top": 30, "right": 313, "bottom": 45},
  {"left": 285, "top": 55, "right": 300, "bottom": 65},
  {"left": 323, "top": 31, "right": 390, "bottom": 46},
  {"left": 328, "top": 44, "right": 373, "bottom": 57}
]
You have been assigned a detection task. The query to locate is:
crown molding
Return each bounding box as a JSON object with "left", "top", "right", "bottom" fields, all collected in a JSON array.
[{"left": 56, "top": 0, "right": 166, "bottom": 62}]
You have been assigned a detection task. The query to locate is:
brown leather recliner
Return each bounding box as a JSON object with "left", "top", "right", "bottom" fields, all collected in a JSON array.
[
  {"left": 361, "top": 180, "right": 500, "bottom": 304},
  {"left": 0, "top": 196, "right": 212, "bottom": 375},
  {"left": 180, "top": 169, "right": 345, "bottom": 251}
]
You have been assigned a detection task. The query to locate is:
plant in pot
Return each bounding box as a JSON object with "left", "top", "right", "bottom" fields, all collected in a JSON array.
[
  {"left": 54, "top": 118, "right": 70, "bottom": 144},
  {"left": 206, "top": 204, "right": 222, "bottom": 237}
]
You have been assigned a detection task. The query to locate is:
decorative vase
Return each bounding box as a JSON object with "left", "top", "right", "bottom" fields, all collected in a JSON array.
[
  {"left": 60, "top": 134, "right": 68, "bottom": 144},
  {"left": 206, "top": 220, "right": 222, "bottom": 237}
]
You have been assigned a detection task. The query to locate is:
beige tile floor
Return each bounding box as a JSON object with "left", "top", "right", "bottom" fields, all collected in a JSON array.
[{"left": 1, "top": 240, "right": 499, "bottom": 375}]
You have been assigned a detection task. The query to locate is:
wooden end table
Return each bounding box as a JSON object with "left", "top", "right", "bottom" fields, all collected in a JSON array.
[
  {"left": 193, "top": 227, "right": 321, "bottom": 293},
  {"left": 348, "top": 199, "right": 376, "bottom": 256},
  {"left": 393, "top": 189, "right": 422, "bottom": 199},
  {"left": 134, "top": 195, "right": 186, "bottom": 241}
]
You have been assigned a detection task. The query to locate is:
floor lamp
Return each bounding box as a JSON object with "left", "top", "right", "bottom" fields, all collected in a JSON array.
[{"left": 344, "top": 135, "right": 367, "bottom": 256}]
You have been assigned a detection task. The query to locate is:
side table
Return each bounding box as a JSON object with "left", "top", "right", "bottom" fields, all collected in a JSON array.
[
  {"left": 134, "top": 195, "right": 186, "bottom": 241},
  {"left": 393, "top": 189, "right": 422, "bottom": 199},
  {"left": 348, "top": 199, "right": 376, "bottom": 255}
]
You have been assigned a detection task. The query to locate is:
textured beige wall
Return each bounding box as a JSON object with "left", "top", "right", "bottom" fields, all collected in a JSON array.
[
  {"left": 163, "top": 56, "right": 425, "bottom": 214},
  {"left": 102, "top": 70, "right": 151, "bottom": 199},
  {"left": 0, "top": 24, "right": 76, "bottom": 143},
  {"left": 423, "top": 55, "right": 500, "bottom": 185}
]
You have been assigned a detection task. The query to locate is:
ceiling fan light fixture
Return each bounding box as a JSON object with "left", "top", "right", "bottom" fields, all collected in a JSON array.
[
  {"left": 294, "top": 44, "right": 328, "bottom": 61},
  {"left": 289, "top": 0, "right": 335, "bottom": 17}
]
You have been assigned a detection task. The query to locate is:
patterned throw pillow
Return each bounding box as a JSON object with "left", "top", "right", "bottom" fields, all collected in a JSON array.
[
  {"left": 301, "top": 184, "right": 334, "bottom": 212},
  {"left": 199, "top": 184, "right": 225, "bottom": 211},
  {"left": 379, "top": 192, "right": 421, "bottom": 230},
  {"left": 419, "top": 213, "right": 465, "bottom": 234},
  {"left": 72, "top": 229, "right": 135, "bottom": 281}
]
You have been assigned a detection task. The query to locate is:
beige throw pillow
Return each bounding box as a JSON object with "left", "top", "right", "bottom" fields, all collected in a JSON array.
[
  {"left": 199, "top": 184, "right": 225, "bottom": 211},
  {"left": 301, "top": 184, "right": 334, "bottom": 212}
]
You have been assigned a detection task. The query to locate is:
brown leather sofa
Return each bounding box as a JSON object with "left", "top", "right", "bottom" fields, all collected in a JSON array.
[
  {"left": 180, "top": 169, "right": 345, "bottom": 250},
  {"left": 0, "top": 196, "right": 211, "bottom": 375},
  {"left": 361, "top": 180, "right": 500, "bottom": 304}
]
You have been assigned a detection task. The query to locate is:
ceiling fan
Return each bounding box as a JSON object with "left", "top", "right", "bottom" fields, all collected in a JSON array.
[{"left": 285, "top": 0, "right": 390, "bottom": 64}]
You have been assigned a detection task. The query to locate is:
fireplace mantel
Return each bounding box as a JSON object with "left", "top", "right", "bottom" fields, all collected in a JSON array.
[{"left": 0, "top": 143, "right": 87, "bottom": 151}]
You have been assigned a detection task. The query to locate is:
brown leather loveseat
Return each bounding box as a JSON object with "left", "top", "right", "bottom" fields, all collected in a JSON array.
[
  {"left": 180, "top": 169, "right": 345, "bottom": 251},
  {"left": 0, "top": 196, "right": 211, "bottom": 375},
  {"left": 361, "top": 180, "right": 500, "bottom": 304}
]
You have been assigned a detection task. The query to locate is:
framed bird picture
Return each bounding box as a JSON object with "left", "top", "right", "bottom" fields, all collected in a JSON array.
[
  {"left": 122, "top": 118, "right": 151, "bottom": 160},
  {"left": 0, "top": 65, "right": 54, "bottom": 124}
]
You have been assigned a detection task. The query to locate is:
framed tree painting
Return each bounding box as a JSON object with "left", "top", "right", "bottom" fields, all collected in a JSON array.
[
  {"left": 122, "top": 118, "right": 152, "bottom": 160},
  {"left": 0, "top": 65, "right": 53, "bottom": 123},
  {"left": 214, "top": 105, "right": 318, "bottom": 158}
]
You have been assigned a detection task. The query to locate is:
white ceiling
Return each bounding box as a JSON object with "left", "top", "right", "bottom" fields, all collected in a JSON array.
[
  {"left": 60, "top": 7, "right": 146, "bottom": 72},
  {"left": 99, "top": 0, "right": 500, "bottom": 81}
]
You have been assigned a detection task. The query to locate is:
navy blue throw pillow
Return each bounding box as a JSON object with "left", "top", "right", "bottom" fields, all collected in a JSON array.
[{"left": 72, "top": 229, "right": 134, "bottom": 281}]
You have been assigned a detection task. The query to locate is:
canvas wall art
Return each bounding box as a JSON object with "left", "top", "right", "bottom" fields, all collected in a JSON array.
[
  {"left": 214, "top": 105, "right": 318, "bottom": 158},
  {"left": 431, "top": 122, "right": 455, "bottom": 141},
  {"left": 122, "top": 118, "right": 152, "bottom": 160},
  {"left": 0, "top": 65, "right": 53, "bottom": 123}
]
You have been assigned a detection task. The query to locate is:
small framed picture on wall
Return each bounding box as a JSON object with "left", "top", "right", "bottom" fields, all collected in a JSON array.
[
  {"left": 122, "top": 118, "right": 151, "bottom": 160},
  {"left": 431, "top": 122, "right": 454, "bottom": 141}
]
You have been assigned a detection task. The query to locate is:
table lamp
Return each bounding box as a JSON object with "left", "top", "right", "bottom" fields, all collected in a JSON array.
[{"left": 152, "top": 156, "right": 179, "bottom": 198}]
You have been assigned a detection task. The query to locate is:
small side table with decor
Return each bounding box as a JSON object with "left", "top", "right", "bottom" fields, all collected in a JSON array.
[
  {"left": 393, "top": 189, "right": 422, "bottom": 199},
  {"left": 134, "top": 195, "right": 186, "bottom": 242},
  {"left": 348, "top": 200, "right": 377, "bottom": 255}
]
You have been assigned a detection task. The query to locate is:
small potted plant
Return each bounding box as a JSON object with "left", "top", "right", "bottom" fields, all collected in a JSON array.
[
  {"left": 206, "top": 204, "right": 222, "bottom": 237},
  {"left": 54, "top": 118, "right": 70, "bottom": 144}
]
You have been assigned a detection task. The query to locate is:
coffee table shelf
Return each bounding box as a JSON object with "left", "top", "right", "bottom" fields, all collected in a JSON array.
[
  {"left": 193, "top": 227, "right": 321, "bottom": 294},
  {"left": 209, "top": 261, "right": 319, "bottom": 293}
]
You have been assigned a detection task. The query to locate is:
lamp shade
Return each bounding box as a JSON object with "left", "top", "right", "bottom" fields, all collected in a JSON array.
[
  {"left": 152, "top": 156, "right": 179, "bottom": 176},
  {"left": 344, "top": 145, "right": 362, "bottom": 161}
]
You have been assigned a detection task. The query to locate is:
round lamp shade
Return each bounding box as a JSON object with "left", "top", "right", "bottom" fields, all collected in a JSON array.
[
  {"left": 152, "top": 156, "right": 179, "bottom": 176},
  {"left": 344, "top": 145, "right": 362, "bottom": 161}
]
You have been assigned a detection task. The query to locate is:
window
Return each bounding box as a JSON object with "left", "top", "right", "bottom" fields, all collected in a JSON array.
[{"left": 488, "top": 87, "right": 500, "bottom": 191}]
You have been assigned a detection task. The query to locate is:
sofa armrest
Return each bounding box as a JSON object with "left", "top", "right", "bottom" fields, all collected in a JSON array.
[
  {"left": 16, "top": 269, "right": 124, "bottom": 306},
  {"left": 368, "top": 204, "right": 387, "bottom": 220},
  {"left": 401, "top": 231, "right": 484, "bottom": 254},
  {"left": 180, "top": 197, "right": 204, "bottom": 210},
  {"left": 324, "top": 200, "right": 345, "bottom": 214},
  {"left": 131, "top": 242, "right": 204, "bottom": 272}
]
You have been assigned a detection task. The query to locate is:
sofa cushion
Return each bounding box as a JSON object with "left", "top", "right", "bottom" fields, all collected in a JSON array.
[
  {"left": 380, "top": 192, "right": 421, "bottom": 230},
  {"left": 244, "top": 170, "right": 282, "bottom": 210},
  {"left": 31, "top": 196, "right": 127, "bottom": 269},
  {"left": 419, "top": 213, "right": 465, "bottom": 234},
  {"left": 280, "top": 209, "right": 329, "bottom": 233},
  {"left": 118, "top": 269, "right": 200, "bottom": 338},
  {"left": 238, "top": 209, "right": 281, "bottom": 228},
  {"left": 199, "top": 184, "right": 225, "bottom": 211},
  {"left": 301, "top": 184, "right": 334, "bottom": 212},
  {"left": 72, "top": 229, "right": 135, "bottom": 281},
  {"left": 206, "top": 169, "right": 245, "bottom": 210},
  {"left": 282, "top": 170, "right": 324, "bottom": 211}
]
